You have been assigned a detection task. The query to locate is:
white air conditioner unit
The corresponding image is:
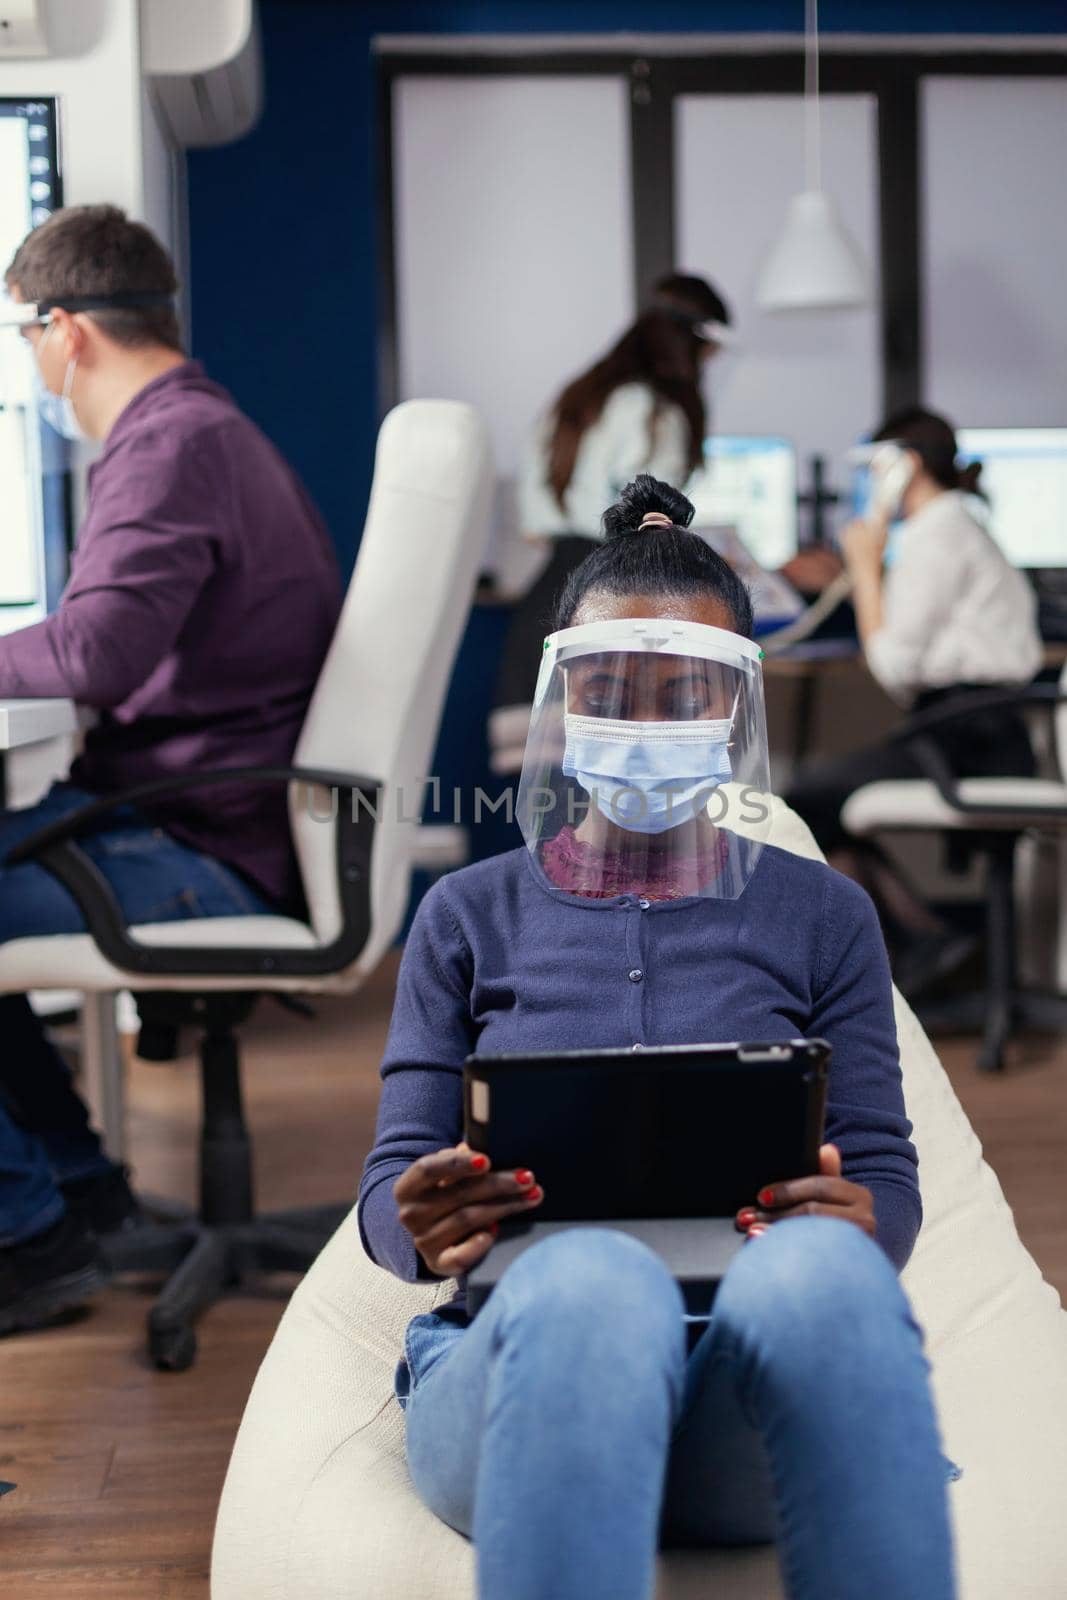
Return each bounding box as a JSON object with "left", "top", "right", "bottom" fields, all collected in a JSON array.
[
  {"left": 141, "top": 0, "right": 263, "bottom": 149},
  {"left": 0, "top": 0, "right": 47, "bottom": 56}
]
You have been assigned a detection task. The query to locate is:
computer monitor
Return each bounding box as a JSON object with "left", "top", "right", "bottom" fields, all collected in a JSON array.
[
  {"left": 956, "top": 429, "right": 1067, "bottom": 571},
  {"left": 685, "top": 436, "right": 798, "bottom": 571},
  {"left": 0, "top": 97, "right": 64, "bottom": 635}
]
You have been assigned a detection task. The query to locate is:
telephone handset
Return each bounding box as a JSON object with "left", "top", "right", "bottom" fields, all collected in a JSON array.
[
  {"left": 868, "top": 442, "right": 916, "bottom": 520},
  {"left": 761, "top": 442, "right": 914, "bottom": 653}
]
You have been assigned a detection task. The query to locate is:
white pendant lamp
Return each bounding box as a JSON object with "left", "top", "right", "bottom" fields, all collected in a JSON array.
[{"left": 755, "top": 0, "right": 869, "bottom": 311}]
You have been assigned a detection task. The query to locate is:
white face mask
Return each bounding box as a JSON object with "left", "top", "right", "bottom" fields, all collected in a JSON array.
[
  {"left": 34, "top": 322, "right": 87, "bottom": 442},
  {"left": 563, "top": 712, "right": 735, "bottom": 835}
]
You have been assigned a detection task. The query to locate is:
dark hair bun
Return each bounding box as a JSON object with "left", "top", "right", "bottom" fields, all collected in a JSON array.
[
  {"left": 555, "top": 472, "right": 753, "bottom": 635},
  {"left": 957, "top": 460, "right": 983, "bottom": 496},
  {"left": 601, "top": 474, "right": 695, "bottom": 541}
]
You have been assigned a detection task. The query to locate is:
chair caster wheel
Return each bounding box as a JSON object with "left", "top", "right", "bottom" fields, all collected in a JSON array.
[{"left": 149, "top": 1322, "right": 197, "bottom": 1371}]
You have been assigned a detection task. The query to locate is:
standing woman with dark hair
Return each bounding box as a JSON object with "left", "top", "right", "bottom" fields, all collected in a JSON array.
[
  {"left": 361, "top": 475, "right": 957, "bottom": 1600},
  {"left": 489, "top": 276, "right": 732, "bottom": 773},
  {"left": 786, "top": 406, "right": 1042, "bottom": 985}
]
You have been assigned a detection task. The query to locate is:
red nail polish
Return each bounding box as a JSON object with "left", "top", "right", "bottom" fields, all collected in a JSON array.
[
  {"left": 515, "top": 1169, "right": 534, "bottom": 1186},
  {"left": 737, "top": 1208, "right": 757, "bottom": 1226},
  {"left": 525, "top": 1185, "right": 543, "bottom": 1203},
  {"left": 757, "top": 1187, "right": 775, "bottom": 1207},
  {"left": 470, "top": 1154, "right": 488, "bottom": 1172},
  {"left": 748, "top": 1224, "right": 767, "bottom": 1237}
]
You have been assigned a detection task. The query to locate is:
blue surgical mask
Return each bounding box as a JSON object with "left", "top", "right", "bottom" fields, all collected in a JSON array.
[
  {"left": 563, "top": 712, "right": 735, "bottom": 835},
  {"left": 34, "top": 322, "right": 87, "bottom": 442}
]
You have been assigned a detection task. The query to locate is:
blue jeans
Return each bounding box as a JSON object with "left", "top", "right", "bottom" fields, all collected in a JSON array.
[
  {"left": 399, "top": 1221, "right": 957, "bottom": 1600},
  {"left": 0, "top": 783, "right": 273, "bottom": 1246}
]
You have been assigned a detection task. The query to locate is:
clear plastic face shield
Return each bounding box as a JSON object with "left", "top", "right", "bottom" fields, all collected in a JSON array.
[
  {"left": 651, "top": 299, "right": 740, "bottom": 406},
  {"left": 695, "top": 319, "right": 739, "bottom": 408},
  {"left": 516, "top": 617, "right": 773, "bottom": 902},
  {"left": 0, "top": 288, "right": 177, "bottom": 442},
  {"left": 0, "top": 297, "right": 43, "bottom": 409},
  {"left": 0, "top": 296, "right": 84, "bottom": 440}
]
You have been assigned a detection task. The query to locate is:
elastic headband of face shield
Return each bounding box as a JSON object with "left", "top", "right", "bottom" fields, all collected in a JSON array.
[
  {"left": 518, "top": 616, "right": 772, "bottom": 904},
  {"left": 847, "top": 441, "right": 908, "bottom": 469},
  {"left": 649, "top": 299, "right": 738, "bottom": 349},
  {"left": 0, "top": 290, "right": 175, "bottom": 328},
  {"left": 533, "top": 617, "right": 762, "bottom": 705}
]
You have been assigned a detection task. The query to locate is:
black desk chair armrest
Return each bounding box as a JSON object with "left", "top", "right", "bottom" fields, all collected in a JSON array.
[
  {"left": 5, "top": 765, "right": 381, "bottom": 979},
  {"left": 5, "top": 765, "right": 376, "bottom": 866},
  {"left": 888, "top": 683, "right": 1064, "bottom": 746},
  {"left": 882, "top": 684, "right": 1067, "bottom": 820}
]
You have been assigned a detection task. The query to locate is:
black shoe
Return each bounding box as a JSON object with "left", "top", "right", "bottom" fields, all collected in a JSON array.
[
  {"left": 60, "top": 1165, "right": 144, "bottom": 1236},
  {"left": 0, "top": 1213, "right": 110, "bottom": 1335}
]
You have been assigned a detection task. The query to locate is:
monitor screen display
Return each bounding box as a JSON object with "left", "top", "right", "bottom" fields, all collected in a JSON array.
[
  {"left": 685, "top": 436, "right": 797, "bottom": 571},
  {"left": 0, "top": 97, "right": 62, "bottom": 632},
  {"left": 956, "top": 429, "right": 1067, "bottom": 571}
]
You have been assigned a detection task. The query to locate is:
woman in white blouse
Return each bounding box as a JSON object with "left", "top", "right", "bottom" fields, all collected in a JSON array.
[
  {"left": 787, "top": 407, "right": 1042, "bottom": 986},
  {"left": 490, "top": 275, "right": 732, "bottom": 770}
]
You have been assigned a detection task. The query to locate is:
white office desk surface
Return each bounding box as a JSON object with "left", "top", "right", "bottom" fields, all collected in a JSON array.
[
  {"left": 0, "top": 697, "right": 86, "bottom": 751},
  {"left": 0, "top": 698, "right": 119, "bottom": 1159}
]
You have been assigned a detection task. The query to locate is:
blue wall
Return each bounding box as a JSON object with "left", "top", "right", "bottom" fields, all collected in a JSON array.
[{"left": 186, "top": 2, "right": 1066, "bottom": 873}]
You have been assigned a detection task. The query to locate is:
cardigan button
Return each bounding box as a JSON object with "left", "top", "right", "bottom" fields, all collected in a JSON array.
[
  {"left": 637, "top": 898, "right": 651, "bottom": 910},
  {"left": 628, "top": 968, "right": 644, "bottom": 983}
]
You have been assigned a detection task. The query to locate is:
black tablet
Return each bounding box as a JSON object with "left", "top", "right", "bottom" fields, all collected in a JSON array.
[{"left": 463, "top": 1040, "right": 830, "bottom": 1222}]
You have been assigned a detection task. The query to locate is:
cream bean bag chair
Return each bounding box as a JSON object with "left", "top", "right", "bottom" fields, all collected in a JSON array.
[{"left": 212, "top": 802, "right": 1067, "bottom": 1599}]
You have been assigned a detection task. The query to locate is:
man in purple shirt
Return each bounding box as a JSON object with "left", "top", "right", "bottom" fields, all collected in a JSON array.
[{"left": 0, "top": 206, "right": 341, "bottom": 1334}]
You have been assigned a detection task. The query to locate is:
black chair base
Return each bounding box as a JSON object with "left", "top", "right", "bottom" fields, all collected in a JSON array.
[
  {"left": 908, "top": 835, "right": 1067, "bottom": 1073},
  {"left": 103, "top": 1202, "right": 348, "bottom": 1370},
  {"left": 112, "top": 992, "right": 350, "bottom": 1371}
]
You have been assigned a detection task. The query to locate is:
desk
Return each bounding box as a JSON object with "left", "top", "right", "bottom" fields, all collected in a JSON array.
[
  {"left": 0, "top": 696, "right": 94, "bottom": 809},
  {"left": 762, "top": 642, "right": 864, "bottom": 770},
  {"left": 762, "top": 641, "right": 1067, "bottom": 771},
  {"left": 0, "top": 698, "right": 122, "bottom": 1157},
  {"left": 0, "top": 696, "right": 85, "bottom": 751}
]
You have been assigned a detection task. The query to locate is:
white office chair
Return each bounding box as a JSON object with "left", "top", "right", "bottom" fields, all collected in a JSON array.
[
  {"left": 842, "top": 661, "right": 1067, "bottom": 1071},
  {"left": 0, "top": 399, "right": 493, "bottom": 1368}
]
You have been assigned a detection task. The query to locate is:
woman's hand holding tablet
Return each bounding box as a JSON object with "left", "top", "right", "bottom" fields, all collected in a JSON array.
[
  {"left": 735, "top": 1143, "right": 876, "bottom": 1240},
  {"left": 393, "top": 1143, "right": 545, "bottom": 1277}
]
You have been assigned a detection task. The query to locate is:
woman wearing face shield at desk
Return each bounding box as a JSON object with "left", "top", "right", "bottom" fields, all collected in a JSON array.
[
  {"left": 489, "top": 274, "right": 734, "bottom": 775},
  {"left": 786, "top": 408, "right": 1042, "bottom": 991},
  {"left": 359, "top": 475, "right": 956, "bottom": 1600}
]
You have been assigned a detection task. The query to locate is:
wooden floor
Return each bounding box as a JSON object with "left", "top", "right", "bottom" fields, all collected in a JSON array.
[{"left": 1, "top": 955, "right": 1065, "bottom": 1598}]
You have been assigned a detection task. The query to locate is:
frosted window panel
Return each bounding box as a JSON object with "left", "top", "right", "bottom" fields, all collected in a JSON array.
[
  {"left": 394, "top": 75, "right": 633, "bottom": 504},
  {"left": 922, "top": 78, "right": 1067, "bottom": 428},
  {"left": 676, "top": 94, "right": 881, "bottom": 520}
]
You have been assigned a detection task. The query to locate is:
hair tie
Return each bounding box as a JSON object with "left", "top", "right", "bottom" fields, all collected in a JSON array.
[{"left": 638, "top": 512, "right": 674, "bottom": 532}]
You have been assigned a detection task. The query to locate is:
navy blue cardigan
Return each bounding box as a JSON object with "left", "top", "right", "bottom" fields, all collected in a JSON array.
[{"left": 358, "top": 843, "right": 920, "bottom": 1311}]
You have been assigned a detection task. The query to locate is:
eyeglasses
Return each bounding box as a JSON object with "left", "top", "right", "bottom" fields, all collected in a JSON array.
[{"left": 0, "top": 301, "right": 48, "bottom": 340}]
